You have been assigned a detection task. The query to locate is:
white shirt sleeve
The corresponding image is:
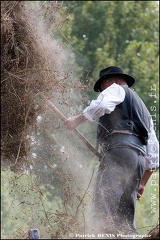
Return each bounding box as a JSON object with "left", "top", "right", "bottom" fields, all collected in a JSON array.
[
  {"left": 82, "top": 83, "right": 125, "bottom": 121},
  {"left": 145, "top": 118, "right": 159, "bottom": 170}
]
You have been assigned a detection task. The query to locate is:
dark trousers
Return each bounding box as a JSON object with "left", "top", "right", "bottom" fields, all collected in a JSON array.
[{"left": 91, "top": 135, "right": 146, "bottom": 234}]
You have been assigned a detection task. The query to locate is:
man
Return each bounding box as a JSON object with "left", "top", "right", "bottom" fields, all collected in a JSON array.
[{"left": 64, "top": 66, "right": 159, "bottom": 235}]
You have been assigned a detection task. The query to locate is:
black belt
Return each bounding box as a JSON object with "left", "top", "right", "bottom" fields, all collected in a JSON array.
[
  {"left": 107, "top": 129, "right": 138, "bottom": 137},
  {"left": 99, "top": 132, "right": 146, "bottom": 155}
]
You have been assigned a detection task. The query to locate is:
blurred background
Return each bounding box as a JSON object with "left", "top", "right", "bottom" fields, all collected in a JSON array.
[{"left": 1, "top": 1, "right": 159, "bottom": 239}]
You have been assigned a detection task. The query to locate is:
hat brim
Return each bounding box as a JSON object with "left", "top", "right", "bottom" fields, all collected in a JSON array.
[{"left": 94, "top": 73, "right": 135, "bottom": 92}]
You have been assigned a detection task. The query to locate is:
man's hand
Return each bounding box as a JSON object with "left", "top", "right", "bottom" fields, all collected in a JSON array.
[
  {"left": 63, "top": 114, "right": 87, "bottom": 130},
  {"left": 63, "top": 117, "right": 78, "bottom": 130},
  {"left": 136, "top": 169, "right": 154, "bottom": 201}
]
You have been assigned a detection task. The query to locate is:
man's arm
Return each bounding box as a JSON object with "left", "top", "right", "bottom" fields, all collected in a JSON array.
[
  {"left": 64, "top": 84, "right": 125, "bottom": 129},
  {"left": 137, "top": 117, "right": 159, "bottom": 201},
  {"left": 137, "top": 169, "right": 153, "bottom": 200}
]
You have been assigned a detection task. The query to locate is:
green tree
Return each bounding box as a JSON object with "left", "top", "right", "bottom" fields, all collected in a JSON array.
[{"left": 59, "top": 1, "right": 159, "bottom": 135}]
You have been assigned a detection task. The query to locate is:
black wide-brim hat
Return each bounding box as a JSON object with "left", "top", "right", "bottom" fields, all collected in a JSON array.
[{"left": 94, "top": 66, "right": 135, "bottom": 92}]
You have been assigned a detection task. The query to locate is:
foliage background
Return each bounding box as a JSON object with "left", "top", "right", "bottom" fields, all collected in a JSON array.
[{"left": 1, "top": 1, "right": 159, "bottom": 239}]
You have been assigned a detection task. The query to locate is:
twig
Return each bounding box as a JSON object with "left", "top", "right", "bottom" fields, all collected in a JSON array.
[
  {"left": 75, "top": 168, "right": 95, "bottom": 217},
  {"left": 38, "top": 196, "right": 54, "bottom": 228},
  {"left": 12, "top": 138, "right": 23, "bottom": 166},
  {"left": 137, "top": 223, "right": 159, "bottom": 230}
]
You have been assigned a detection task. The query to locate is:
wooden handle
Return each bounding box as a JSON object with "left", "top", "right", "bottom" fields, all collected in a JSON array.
[{"left": 46, "top": 99, "right": 100, "bottom": 158}]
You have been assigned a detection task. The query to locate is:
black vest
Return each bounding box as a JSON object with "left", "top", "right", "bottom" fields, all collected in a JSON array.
[{"left": 97, "top": 85, "right": 151, "bottom": 146}]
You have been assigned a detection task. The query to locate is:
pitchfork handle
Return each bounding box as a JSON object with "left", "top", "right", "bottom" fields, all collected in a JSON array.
[{"left": 46, "top": 99, "right": 100, "bottom": 158}]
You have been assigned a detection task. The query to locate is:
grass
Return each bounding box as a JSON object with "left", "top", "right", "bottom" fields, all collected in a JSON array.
[{"left": 136, "top": 170, "right": 159, "bottom": 235}]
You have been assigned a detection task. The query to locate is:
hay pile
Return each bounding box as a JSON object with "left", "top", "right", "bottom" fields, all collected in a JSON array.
[{"left": 1, "top": 1, "right": 72, "bottom": 169}]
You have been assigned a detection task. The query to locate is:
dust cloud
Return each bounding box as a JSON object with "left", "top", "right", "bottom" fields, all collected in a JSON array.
[
  {"left": 2, "top": 2, "right": 100, "bottom": 239},
  {"left": 26, "top": 2, "right": 100, "bottom": 238}
]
